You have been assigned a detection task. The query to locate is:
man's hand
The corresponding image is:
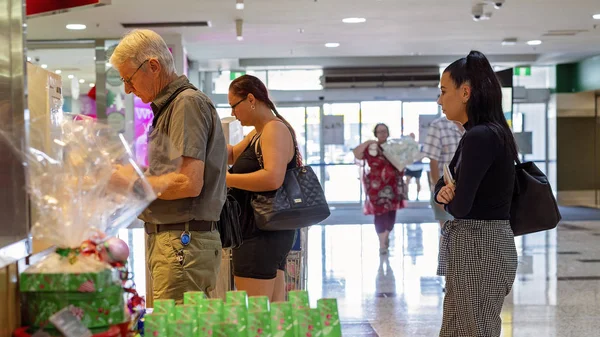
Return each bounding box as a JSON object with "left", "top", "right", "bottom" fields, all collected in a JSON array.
[{"left": 109, "top": 164, "right": 139, "bottom": 190}]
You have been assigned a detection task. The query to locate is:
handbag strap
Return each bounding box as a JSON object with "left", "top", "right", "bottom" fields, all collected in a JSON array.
[{"left": 253, "top": 120, "right": 303, "bottom": 169}]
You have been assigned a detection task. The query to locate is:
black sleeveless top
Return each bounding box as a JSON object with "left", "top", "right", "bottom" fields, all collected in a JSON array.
[{"left": 229, "top": 130, "right": 298, "bottom": 239}]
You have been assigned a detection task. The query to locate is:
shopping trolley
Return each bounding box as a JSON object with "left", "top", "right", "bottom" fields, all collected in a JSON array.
[{"left": 214, "top": 227, "right": 309, "bottom": 299}]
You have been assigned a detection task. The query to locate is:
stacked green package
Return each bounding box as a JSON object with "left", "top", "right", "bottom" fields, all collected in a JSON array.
[
  {"left": 198, "top": 298, "right": 224, "bottom": 316},
  {"left": 248, "top": 296, "right": 270, "bottom": 312},
  {"left": 183, "top": 291, "right": 206, "bottom": 306},
  {"left": 168, "top": 320, "right": 194, "bottom": 337},
  {"left": 212, "top": 323, "right": 240, "bottom": 337},
  {"left": 270, "top": 302, "right": 294, "bottom": 337},
  {"left": 153, "top": 299, "right": 176, "bottom": 322},
  {"left": 247, "top": 310, "right": 271, "bottom": 337},
  {"left": 175, "top": 304, "right": 198, "bottom": 335},
  {"left": 224, "top": 303, "right": 249, "bottom": 337},
  {"left": 226, "top": 290, "right": 249, "bottom": 307},
  {"left": 288, "top": 290, "right": 310, "bottom": 310},
  {"left": 317, "top": 299, "right": 342, "bottom": 337},
  {"left": 143, "top": 313, "right": 168, "bottom": 337},
  {"left": 198, "top": 311, "right": 224, "bottom": 337}
]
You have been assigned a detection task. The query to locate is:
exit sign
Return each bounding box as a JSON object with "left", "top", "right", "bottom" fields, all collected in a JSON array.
[
  {"left": 230, "top": 71, "right": 246, "bottom": 80},
  {"left": 514, "top": 66, "right": 531, "bottom": 76}
]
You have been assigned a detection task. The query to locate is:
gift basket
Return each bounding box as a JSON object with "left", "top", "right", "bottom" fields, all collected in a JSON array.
[{"left": 5, "top": 115, "right": 158, "bottom": 336}]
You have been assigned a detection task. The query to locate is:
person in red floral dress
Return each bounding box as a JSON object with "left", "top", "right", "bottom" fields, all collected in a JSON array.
[{"left": 353, "top": 123, "right": 406, "bottom": 255}]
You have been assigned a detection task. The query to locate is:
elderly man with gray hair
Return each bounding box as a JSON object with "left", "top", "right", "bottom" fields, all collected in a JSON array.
[{"left": 110, "top": 29, "right": 227, "bottom": 303}]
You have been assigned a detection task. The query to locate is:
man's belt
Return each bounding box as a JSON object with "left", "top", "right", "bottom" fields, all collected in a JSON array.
[{"left": 145, "top": 220, "right": 214, "bottom": 234}]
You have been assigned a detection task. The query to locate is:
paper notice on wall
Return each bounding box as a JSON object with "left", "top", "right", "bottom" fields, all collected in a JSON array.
[{"left": 323, "top": 115, "right": 344, "bottom": 145}]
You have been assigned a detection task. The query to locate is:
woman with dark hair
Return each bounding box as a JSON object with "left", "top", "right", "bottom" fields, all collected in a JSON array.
[
  {"left": 434, "top": 51, "right": 518, "bottom": 336},
  {"left": 353, "top": 123, "right": 406, "bottom": 255},
  {"left": 225, "top": 75, "right": 298, "bottom": 301}
]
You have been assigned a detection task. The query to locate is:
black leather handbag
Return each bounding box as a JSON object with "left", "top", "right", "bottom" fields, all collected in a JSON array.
[
  {"left": 217, "top": 191, "right": 243, "bottom": 248},
  {"left": 510, "top": 159, "right": 561, "bottom": 236},
  {"left": 251, "top": 136, "right": 331, "bottom": 231}
]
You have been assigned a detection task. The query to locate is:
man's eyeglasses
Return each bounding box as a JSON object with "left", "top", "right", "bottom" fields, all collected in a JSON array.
[
  {"left": 121, "top": 59, "right": 149, "bottom": 86},
  {"left": 231, "top": 97, "right": 247, "bottom": 110}
]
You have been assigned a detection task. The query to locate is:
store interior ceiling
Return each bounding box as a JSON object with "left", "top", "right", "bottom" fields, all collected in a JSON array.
[{"left": 24, "top": 0, "right": 600, "bottom": 88}]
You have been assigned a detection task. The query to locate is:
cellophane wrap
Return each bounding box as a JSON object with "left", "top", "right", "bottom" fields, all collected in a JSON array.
[
  {"left": 380, "top": 137, "right": 423, "bottom": 172},
  {"left": 15, "top": 115, "right": 157, "bottom": 274}
]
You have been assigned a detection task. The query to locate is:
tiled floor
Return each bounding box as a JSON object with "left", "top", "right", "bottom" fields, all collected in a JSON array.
[{"left": 121, "top": 218, "right": 600, "bottom": 337}]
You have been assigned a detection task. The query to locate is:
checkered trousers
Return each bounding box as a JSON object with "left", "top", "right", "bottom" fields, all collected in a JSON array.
[{"left": 437, "top": 219, "right": 518, "bottom": 337}]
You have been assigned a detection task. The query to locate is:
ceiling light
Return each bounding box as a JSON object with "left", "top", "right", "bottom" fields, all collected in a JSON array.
[
  {"left": 55, "top": 70, "right": 62, "bottom": 74},
  {"left": 68, "top": 74, "right": 74, "bottom": 79},
  {"left": 501, "top": 38, "right": 517, "bottom": 46},
  {"left": 593, "top": 14, "right": 600, "bottom": 20},
  {"left": 325, "top": 43, "right": 340, "bottom": 48},
  {"left": 527, "top": 40, "right": 542, "bottom": 46},
  {"left": 89, "top": 83, "right": 95, "bottom": 88},
  {"left": 236, "top": 19, "right": 243, "bottom": 41},
  {"left": 66, "top": 24, "right": 86, "bottom": 30},
  {"left": 27, "top": 57, "right": 31, "bottom": 62},
  {"left": 41, "top": 64, "right": 47, "bottom": 69},
  {"left": 236, "top": 0, "right": 244, "bottom": 10},
  {"left": 79, "top": 79, "right": 85, "bottom": 83},
  {"left": 342, "top": 17, "right": 366, "bottom": 24}
]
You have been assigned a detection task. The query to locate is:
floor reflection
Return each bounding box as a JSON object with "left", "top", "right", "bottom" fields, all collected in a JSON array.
[{"left": 119, "top": 218, "right": 600, "bottom": 336}]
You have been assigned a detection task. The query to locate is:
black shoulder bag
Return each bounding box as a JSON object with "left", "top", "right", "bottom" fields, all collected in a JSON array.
[
  {"left": 217, "top": 190, "right": 243, "bottom": 248},
  {"left": 510, "top": 158, "right": 561, "bottom": 236},
  {"left": 251, "top": 135, "right": 330, "bottom": 231}
]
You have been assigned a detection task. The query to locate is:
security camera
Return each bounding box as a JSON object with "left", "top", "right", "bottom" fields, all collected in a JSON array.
[
  {"left": 472, "top": 3, "right": 484, "bottom": 20},
  {"left": 485, "top": 0, "right": 505, "bottom": 9},
  {"left": 472, "top": 4, "right": 492, "bottom": 21}
]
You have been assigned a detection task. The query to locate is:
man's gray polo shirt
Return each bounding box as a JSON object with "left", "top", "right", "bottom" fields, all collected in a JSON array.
[{"left": 139, "top": 75, "right": 227, "bottom": 224}]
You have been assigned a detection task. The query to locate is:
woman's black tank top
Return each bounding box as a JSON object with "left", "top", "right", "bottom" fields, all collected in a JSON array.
[{"left": 229, "top": 130, "right": 298, "bottom": 239}]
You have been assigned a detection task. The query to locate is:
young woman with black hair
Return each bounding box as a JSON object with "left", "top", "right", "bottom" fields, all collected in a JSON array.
[{"left": 434, "top": 51, "right": 518, "bottom": 337}]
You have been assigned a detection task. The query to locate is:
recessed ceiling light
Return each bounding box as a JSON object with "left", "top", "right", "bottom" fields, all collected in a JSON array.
[
  {"left": 89, "top": 83, "right": 95, "bottom": 88},
  {"left": 236, "top": 0, "right": 244, "bottom": 10},
  {"left": 593, "top": 14, "right": 600, "bottom": 20},
  {"left": 26, "top": 57, "right": 31, "bottom": 62},
  {"left": 342, "top": 17, "right": 366, "bottom": 24},
  {"left": 79, "top": 79, "right": 85, "bottom": 83},
  {"left": 237, "top": 36, "right": 244, "bottom": 41},
  {"left": 325, "top": 42, "right": 340, "bottom": 48},
  {"left": 55, "top": 70, "right": 62, "bottom": 74},
  {"left": 66, "top": 24, "right": 86, "bottom": 30},
  {"left": 502, "top": 38, "right": 517, "bottom": 46},
  {"left": 41, "top": 64, "right": 47, "bottom": 69},
  {"left": 527, "top": 40, "right": 542, "bottom": 46},
  {"left": 68, "top": 74, "right": 74, "bottom": 79}
]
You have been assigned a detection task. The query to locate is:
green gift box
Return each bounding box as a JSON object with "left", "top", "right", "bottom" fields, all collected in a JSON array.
[
  {"left": 270, "top": 302, "right": 294, "bottom": 337},
  {"left": 176, "top": 305, "right": 198, "bottom": 335},
  {"left": 317, "top": 299, "right": 342, "bottom": 337},
  {"left": 247, "top": 310, "right": 271, "bottom": 337},
  {"left": 248, "top": 296, "right": 270, "bottom": 312},
  {"left": 198, "top": 312, "right": 223, "bottom": 337},
  {"left": 294, "top": 308, "right": 322, "bottom": 337},
  {"left": 20, "top": 267, "right": 118, "bottom": 293},
  {"left": 198, "top": 298, "right": 224, "bottom": 316},
  {"left": 224, "top": 303, "right": 248, "bottom": 337},
  {"left": 310, "top": 309, "right": 324, "bottom": 337},
  {"left": 288, "top": 290, "right": 310, "bottom": 310},
  {"left": 184, "top": 291, "right": 206, "bottom": 306},
  {"left": 144, "top": 313, "right": 168, "bottom": 337},
  {"left": 168, "top": 320, "right": 194, "bottom": 337},
  {"left": 22, "top": 284, "right": 125, "bottom": 329},
  {"left": 153, "top": 299, "right": 176, "bottom": 322},
  {"left": 212, "top": 323, "right": 240, "bottom": 337},
  {"left": 226, "top": 290, "right": 249, "bottom": 308}
]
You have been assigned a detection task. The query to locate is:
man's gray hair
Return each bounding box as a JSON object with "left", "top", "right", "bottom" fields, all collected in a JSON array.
[{"left": 110, "top": 29, "right": 176, "bottom": 75}]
